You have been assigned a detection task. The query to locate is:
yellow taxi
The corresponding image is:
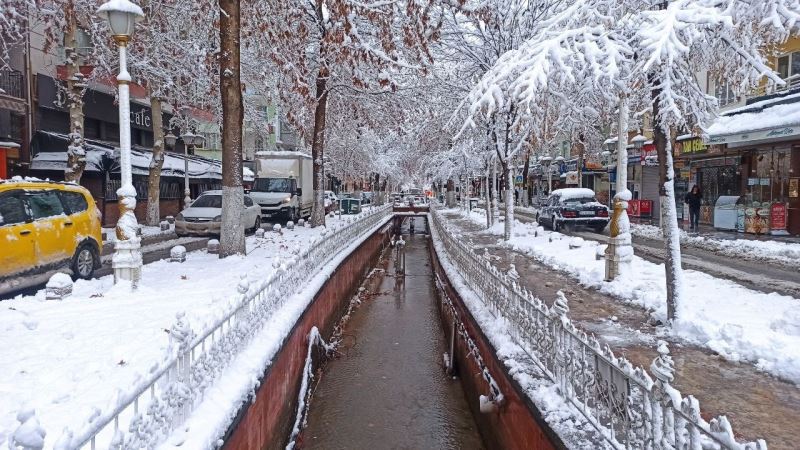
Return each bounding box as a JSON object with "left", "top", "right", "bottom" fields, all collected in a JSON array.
[{"left": 0, "top": 179, "right": 103, "bottom": 295}]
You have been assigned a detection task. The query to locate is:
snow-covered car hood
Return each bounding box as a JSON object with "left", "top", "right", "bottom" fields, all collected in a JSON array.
[
  {"left": 180, "top": 207, "right": 221, "bottom": 219},
  {"left": 249, "top": 191, "right": 291, "bottom": 204}
]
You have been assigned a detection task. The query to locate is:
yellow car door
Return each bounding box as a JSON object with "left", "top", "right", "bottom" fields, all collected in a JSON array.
[
  {"left": 0, "top": 190, "right": 36, "bottom": 278},
  {"left": 25, "top": 190, "right": 76, "bottom": 268}
]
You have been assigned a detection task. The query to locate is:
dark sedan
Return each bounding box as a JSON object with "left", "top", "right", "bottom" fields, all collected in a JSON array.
[{"left": 536, "top": 188, "right": 609, "bottom": 232}]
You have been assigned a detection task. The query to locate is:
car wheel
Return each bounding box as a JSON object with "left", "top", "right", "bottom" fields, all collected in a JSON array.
[
  {"left": 594, "top": 223, "right": 607, "bottom": 233},
  {"left": 72, "top": 243, "right": 97, "bottom": 280}
]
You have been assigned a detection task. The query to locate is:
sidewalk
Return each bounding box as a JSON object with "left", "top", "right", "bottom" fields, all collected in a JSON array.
[{"left": 441, "top": 209, "right": 800, "bottom": 450}]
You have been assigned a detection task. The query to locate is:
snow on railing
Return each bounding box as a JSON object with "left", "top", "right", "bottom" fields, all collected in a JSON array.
[
  {"left": 57, "top": 205, "right": 393, "bottom": 450},
  {"left": 428, "top": 208, "right": 767, "bottom": 450}
]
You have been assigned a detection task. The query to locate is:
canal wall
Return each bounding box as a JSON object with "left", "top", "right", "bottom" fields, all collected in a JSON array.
[
  {"left": 222, "top": 219, "right": 394, "bottom": 450},
  {"left": 427, "top": 225, "right": 566, "bottom": 450}
]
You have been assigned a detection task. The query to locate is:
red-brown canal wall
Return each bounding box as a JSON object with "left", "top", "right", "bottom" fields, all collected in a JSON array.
[
  {"left": 222, "top": 219, "right": 393, "bottom": 450},
  {"left": 428, "top": 235, "right": 566, "bottom": 450}
]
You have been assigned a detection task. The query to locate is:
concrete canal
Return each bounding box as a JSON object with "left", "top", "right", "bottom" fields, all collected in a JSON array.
[{"left": 300, "top": 216, "right": 485, "bottom": 449}]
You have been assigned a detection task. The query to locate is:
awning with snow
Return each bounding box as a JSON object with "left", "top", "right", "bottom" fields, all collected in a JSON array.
[
  {"left": 30, "top": 131, "right": 253, "bottom": 181},
  {"left": 705, "top": 96, "right": 800, "bottom": 146}
]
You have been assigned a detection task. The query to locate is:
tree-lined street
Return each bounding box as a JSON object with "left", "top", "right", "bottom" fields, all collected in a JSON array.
[{"left": 2, "top": 0, "right": 800, "bottom": 449}]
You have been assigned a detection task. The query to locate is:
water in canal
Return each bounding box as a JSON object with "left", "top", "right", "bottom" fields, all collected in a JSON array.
[{"left": 300, "top": 217, "right": 484, "bottom": 449}]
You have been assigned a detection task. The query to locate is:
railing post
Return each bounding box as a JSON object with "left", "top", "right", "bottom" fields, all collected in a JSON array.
[{"left": 650, "top": 340, "right": 676, "bottom": 449}]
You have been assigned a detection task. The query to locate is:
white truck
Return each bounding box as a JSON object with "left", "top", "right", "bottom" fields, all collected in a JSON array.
[{"left": 250, "top": 151, "right": 313, "bottom": 222}]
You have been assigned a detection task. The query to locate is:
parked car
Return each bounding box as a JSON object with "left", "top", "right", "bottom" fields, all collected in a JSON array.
[
  {"left": 536, "top": 188, "right": 609, "bottom": 232},
  {"left": 0, "top": 179, "right": 102, "bottom": 294},
  {"left": 175, "top": 191, "right": 261, "bottom": 237}
]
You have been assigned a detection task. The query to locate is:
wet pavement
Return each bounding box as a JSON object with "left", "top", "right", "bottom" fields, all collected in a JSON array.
[
  {"left": 301, "top": 217, "right": 484, "bottom": 450},
  {"left": 444, "top": 211, "right": 800, "bottom": 450}
]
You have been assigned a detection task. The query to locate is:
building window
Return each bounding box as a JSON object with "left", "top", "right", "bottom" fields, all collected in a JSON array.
[
  {"left": 715, "top": 81, "right": 737, "bottom": 107},
  {"left": 777, "top": 51, "right": 800, "bottom": 80}
]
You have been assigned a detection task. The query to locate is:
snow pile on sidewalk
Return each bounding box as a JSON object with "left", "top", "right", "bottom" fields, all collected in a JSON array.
[
  {"left": 631, "top": 223, "right": 800, "bottom": 269},
  {"left": 0, "top": 216, "right": 351, "bottom": 448},
  {"left": 463, "top": 217, "right": 800, "bottom": 383}
]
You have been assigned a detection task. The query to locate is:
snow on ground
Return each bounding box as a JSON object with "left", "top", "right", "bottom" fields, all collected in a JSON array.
[
  {"left": 0, "top": 217, "right": 352, "bottom": 448},
  {"left": 164, "top": 213, "right": 391, "bottom": 449},
  {"left": 631, "top": 223, "right": 800, "bottom": 269},
  {"left": 429, "top": 219, "right": 611, "bottom": 449},
  {"left": 102, "top": 223, "right": 175, "bottom": 243},
  {"left": 450, "top": 210, "right": 800, "bottom": 384}
]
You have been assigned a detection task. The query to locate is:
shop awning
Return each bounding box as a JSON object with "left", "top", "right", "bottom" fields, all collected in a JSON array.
[
  {"left": 705, "top": 99, "right": 800, "bottom": 145},
  {"left": 29, "top": 131, "right": 253, "bottom": 181}
]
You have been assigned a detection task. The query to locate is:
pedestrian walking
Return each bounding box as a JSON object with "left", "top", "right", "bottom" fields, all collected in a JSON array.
[{"left": 684, "top": 185, "right": 702, "bottom": 232}]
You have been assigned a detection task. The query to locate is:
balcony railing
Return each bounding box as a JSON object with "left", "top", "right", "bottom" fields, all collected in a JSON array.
[
  {"left": 746, "top": 74, "right": 800, "bottom": 104},
  {"left": 0, "top": 69, "right": 25, "bottom": 99}
]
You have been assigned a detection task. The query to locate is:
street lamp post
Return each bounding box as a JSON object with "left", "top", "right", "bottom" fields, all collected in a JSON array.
[
  {"left": 180, "top": 132, "right": 203, "bottom": 207},
  {"left": 97, "top": 0, "right": 144, "bottom": 286}
]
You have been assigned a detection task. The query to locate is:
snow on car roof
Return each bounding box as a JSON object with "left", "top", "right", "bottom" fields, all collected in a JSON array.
[{"left": 551, "top": 188, "right": 596, "bottom": 200}]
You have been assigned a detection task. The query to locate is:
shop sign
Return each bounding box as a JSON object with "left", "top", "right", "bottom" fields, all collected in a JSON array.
[
  {"left": 748, "top": 177, "right": 771, "bottom": 186},
  {"left": 771, "top": 203, "right": 787, "bottom": 231},
  {"left": 675, "top": 137, "right": 706, "bottom": 156},
  {"left": 707, "top": 126, "right": 800, "bottom": 145},
  {"left": 744, "top": 207, "right": 770, "bottom": 234}
]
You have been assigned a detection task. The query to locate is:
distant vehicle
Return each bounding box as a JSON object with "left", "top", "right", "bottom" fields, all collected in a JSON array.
[
  {"left": 250, "top": 152, "right": 313, "bottom": 222},
  {"left": 324, "top": 191, "right": 338, "bottom": 213},
  {"left": 0, "top": 179, "right": 102, "bottom": 294},
  {"left": 361, "top": 192, "right": 373, "bottom": 204},
  {"left": 175, "top": 191, "right": 261, "bottom": 237},
  {"left": 536, "top": 188, "right": 609, "bottom": 232}
]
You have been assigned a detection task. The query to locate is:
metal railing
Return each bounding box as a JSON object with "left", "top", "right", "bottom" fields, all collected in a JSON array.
[
  {"left": 0, "top": 69, "right": 25, "bottom": 99},
  {"left": 428, "top": 208, "right": 766, "bottom": 450},
  {"left": 56, "top": 205, "right": 393, "bottom": 450}
]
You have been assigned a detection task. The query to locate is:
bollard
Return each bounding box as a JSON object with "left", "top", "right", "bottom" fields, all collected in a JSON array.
[
  {"left": 9, "top": 407, "right": 45, "bottom": 450},
  {"left": 46, "top": 273, "right": 73, "bottom": 300},
  {"left": 207, "top": 239, "right": 220, "bottom": 254},
  {"left": 165, "top": 215, "right": 175, "bottom": 224},
  {"left": 273, "top": 224, "right": 282, "bottom": 233},
  {"left": 255, "top": 228, "right": 265, "bottom": 238},
  {"left": 160, "top": 220, "right": 170, "bottom": 231},
  {"left": 170, "top": 245, "right": 187, "bottom": 262},
  {"left": 286, "top": 221, "right": 295, "bottom": 230},
  {"left": 298, "top": 218, "right": 305, "bottom": 227}
]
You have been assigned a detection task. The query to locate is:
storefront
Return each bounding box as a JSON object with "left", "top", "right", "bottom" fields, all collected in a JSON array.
[
  {"left": 0, "top": 141, "right": 20, "bottom": 179},
  {"left": 705, "top": 98, "right": 800, "bottom": 235}
]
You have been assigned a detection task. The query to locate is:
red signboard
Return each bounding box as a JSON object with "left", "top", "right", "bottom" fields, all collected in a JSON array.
[
  {"left": 639, "top": 199, "right": 653, "bottom": 217},
  {"left": 627, "top": 199, "right": 653, "bottom": 218},
  {"left": 771, "top": 203, "right": 787, "bottom": 230}
]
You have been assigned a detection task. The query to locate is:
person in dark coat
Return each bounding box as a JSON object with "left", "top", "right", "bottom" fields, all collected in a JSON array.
[{"left": 684, "top": 185, "right": 702, "bottom": 231}]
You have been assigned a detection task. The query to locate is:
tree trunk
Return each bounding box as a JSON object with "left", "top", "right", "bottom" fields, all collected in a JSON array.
[
  {"left": 653, "top": 91, "right": 683, "bottom": 322},
  {"left": 484, "top": 168, "right": 491, "bottom": 228},
  {"left": 145, "top": 95, "right": 164, "bottom": 226},
  {"left": 577, "top": 133, "right": 585, "bottom": 188},
  {"left": 310, "top": 66, "right": 329, "bottom": 227},
  {"left": 219, "top": 0, "right": 245, "bottom": 257},
  {"left": 491, "top": 158, "right": 500, "bottom": 221},
  {"left": 64, "top": 9, "right": 85, "bottom": 184},
  {"left": 521, "top": 150, "right": 530, "bottom": 206},
  {"left": 503, "top": 162, "right": 513, "bottom": 241}
]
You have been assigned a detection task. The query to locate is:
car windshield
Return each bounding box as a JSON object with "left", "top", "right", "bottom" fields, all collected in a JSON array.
[
  {"left": 192, "top": 195, "right": 222, "bottom": 208},
  {"left": 253, "top": 178, "right": 292, "bottom": 192},
  {"left": 561, "top": 197, "right": 596, "bottom": 205}
]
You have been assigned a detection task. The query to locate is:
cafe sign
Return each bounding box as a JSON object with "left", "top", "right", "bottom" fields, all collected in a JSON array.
[{"left": 674, "top": 137, "right": 706, "bottom": 156}]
